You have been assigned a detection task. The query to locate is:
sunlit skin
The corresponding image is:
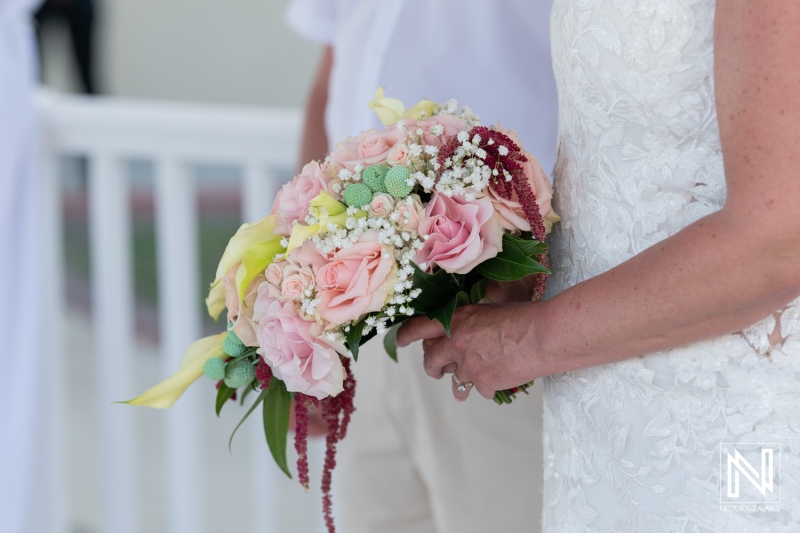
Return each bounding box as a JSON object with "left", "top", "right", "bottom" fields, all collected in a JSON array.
[{"left": 397, "top": 1, "right": 800, "bottom": 401}]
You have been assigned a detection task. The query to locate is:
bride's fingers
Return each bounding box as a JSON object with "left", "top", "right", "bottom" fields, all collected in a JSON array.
[
  {"left": 451, "top": 373, "right": 471, "bottom": 402},
  {"left": 396, "top": 315, "right": 446, "bottom": 347},
  {"left": 474, "top": 383, "right": 496, "bottom": 400},
  {"left": 441, "top": 362, "right": 458, "bottom": 375},
  {"left": 421, "top": 337, "right": 457, "bottom": 379}
]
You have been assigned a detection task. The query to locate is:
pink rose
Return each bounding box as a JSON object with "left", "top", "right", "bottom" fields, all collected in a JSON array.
[
  {"left": 489, "top": 127, "right": 558, "bottom": 233},
  {"left": 400, "top": 115, "right": 467, "bottom": 146},
  {"left": 417, "top": 193, "right": 503, "bottom": 274},
  {"left": 253, "top": 289, "right": 346, "bottom": 399},
  {"left": 270, "top": 161, "right": 329, "bottom": 236},
  {"left": 265, "top": 262, "right": 283, "bottom": 286},
  {"left": 300, "top": 230, "right": 395, "bottom": 325},
  {"left": 386, "top": 143, "right": 411, "bottom": 166},
  {"left": 281, "top": 264, "right": 314, "bottom": 301},
  {"left": 368, "top": 193, "right": 395, "bottom": 219},
  {"left": 394, "top": 194, "right": 425, "bottom": 232},
  {"left": 327, "top": 128, "right": 407, "bottom": 174},
  {"left": 222, "top": 265, "right": 263, "bottom": 347}
]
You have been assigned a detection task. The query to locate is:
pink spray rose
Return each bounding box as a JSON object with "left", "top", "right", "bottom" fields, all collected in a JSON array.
[
  {"left": 386, "top": 143, "right": 411, "bottom": 166},
  {"left": 399, "top": 115, "right": 467, "bottom": 146},
  {"left": 253, "top": 287, "right": 346, "bottom": 399},
  {"left": 488, "top": 127, "right": 558, "bottom": 233},
  {"left": 281, "top": 264, "right": 314, "bottom": 301},
  {"left": 221, "top": 265, "right": 263, "bottom": 347},
  {"left": 265, "top": 262, "right": 283, "bottom": 286},
  {"left": 270, "top": 161, "right": 329, "bottom": 237},
  {"left": 327, "top": 128, "right": 407, "bottom": 175},
  {"left": 417, "top": 192, "right": 503, "bottom": 274},
  {"left": 394, "top": 194, "right": 425, "bottom": 232},
  {"left": 298, "top": 230, "right": 395, "bottom": 325},
  {"left": 368, "top": 193, "right": 395, "bottom": 219}
]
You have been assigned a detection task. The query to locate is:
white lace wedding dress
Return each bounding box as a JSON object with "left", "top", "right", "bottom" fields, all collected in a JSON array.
[{"left": 543, "top": 0, "right": 800, "bottom": 531}]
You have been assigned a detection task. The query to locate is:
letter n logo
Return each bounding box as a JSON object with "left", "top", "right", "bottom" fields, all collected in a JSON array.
[{"left": 720, "top": 443, "right": 781, "bottom": 504}]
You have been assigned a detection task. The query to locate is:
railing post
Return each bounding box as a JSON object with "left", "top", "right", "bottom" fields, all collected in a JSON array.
[
  {"left": 88, "top": 152, "right": 138, "bottom": 533},
  {"left": 41, "top": 146, "right": 69, "bottom": 533},
  {"left": 154, "top": 157, "right": 205, "bottom": 533}
]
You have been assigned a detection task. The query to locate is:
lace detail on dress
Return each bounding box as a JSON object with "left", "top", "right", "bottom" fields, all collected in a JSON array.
[{"left": 543, "top": 1, "right": 800, "bottom": 531}]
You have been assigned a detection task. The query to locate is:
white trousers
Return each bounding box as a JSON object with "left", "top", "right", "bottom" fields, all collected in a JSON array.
[
  {"left": 334, "top": 335, "right": 544, "bottom": 533},
  {"left": 0, "top": 9, "right": 46, "bottom": 533}
]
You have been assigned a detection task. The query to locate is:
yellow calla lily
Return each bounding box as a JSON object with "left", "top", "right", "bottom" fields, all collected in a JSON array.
[
  {"left": 368, "top": 87, "right": 406, "bottom": 126},
  {"left": 206, "top": 215, "right": 278, "bottom": 320},
  {"left": 286, "top": 193, "right": 365, "bottom": 253},
  {"left": 543, "top": 211, "right": 562, "bottom": 235},
  {"left": 122, "top": 332, "right": 227, "bottom": 409},
  {"left": 368, "top": 87, "right": 438, "bottom": 126},
  {"left": 235, "top": 235, "right": 286, "bottom": 301},
  {"left": 403, "top": 99, "right": 437, "bottom": 121}
]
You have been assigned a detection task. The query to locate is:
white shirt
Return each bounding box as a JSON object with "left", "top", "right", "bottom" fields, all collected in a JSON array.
[{"left": 285, "top": 0, "right": 559, "bottom": 175}]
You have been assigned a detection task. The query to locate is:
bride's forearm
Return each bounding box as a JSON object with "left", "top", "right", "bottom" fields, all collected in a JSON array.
[{"left": 529, "top": 208, "right": 800, "bottom": 377}]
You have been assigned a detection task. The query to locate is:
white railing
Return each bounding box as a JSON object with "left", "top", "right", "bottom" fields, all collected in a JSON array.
[{"left": 38, "top": 91, "right": 325, "bottom": 533}]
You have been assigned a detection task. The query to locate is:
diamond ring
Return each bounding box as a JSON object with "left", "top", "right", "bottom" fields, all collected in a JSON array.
[{"left": 452, "top": 371, "right": 474, "bottom": 392}]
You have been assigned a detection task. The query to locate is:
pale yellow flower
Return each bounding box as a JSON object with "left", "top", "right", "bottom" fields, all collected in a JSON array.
[
  {"left": 205, "top": 215, "right": 278, "bottom": 320},
  {"left": 122, "top": 332, "right": 227, "bottom": 409},
  {"left": 286, "top": 192, "right": 364, "bottom": 253},
  {"left": 368, "top": 87, "right": 437, "bottom": 126}
]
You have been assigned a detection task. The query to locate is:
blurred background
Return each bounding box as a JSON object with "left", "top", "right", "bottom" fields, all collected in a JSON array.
[{"left": 35, "top": 1, "right": 329, "bottom": 531}]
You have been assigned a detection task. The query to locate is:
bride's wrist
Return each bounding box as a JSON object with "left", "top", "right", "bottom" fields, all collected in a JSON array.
[{"left": 521, "top": 299, "right": 559, "bottom": 379}]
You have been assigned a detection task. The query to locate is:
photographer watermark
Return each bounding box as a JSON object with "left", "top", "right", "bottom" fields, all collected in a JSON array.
[{"left": 719, "top": 443, "right": 781, "bottom": 512}]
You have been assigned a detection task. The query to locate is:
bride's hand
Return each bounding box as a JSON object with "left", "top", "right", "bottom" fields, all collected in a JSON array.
[{"left": 396, "top": 301, "right": 547, "bottom": 401}]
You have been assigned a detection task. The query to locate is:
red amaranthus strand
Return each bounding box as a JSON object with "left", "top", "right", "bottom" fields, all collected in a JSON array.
[
  {"left": 294, "top": 395, "right": 313, "bottom": 490},
  {"left": 440, "top": 126, "right": 550, "bottom": 299},
  {"left": 318, "top": 357, "right": 356, "bottom": 533},
  {"left": 255, "top": 356, "right": 272, "bottom": 389}
]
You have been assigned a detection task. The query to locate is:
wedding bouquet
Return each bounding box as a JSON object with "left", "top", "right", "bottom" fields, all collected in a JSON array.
[{"left": 125, "top": 89, "right": 559, "bottom": 532}]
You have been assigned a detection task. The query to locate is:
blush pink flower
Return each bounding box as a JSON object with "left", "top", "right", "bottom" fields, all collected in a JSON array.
[
  {"left": 281, "top": 264, "right": 314, "bottom": 301},
  {"left": 394, "top": 194, "right": 425, "bottom": 232},
  {"left": 222, "top": 265, "right": 263, "bottom": 347},
  {"left": 386, "top": 143, "right": 411, "bottom": 166},
  {"left": 265, "top": 262, "right": 283, "bottom": 286},
  {"left": 327, "top": 129, "right": 407, "bottom": 174},
  {"left": 490, "top": 127, "right": 558, "bottom": 233},
  {"left": 399, "top": 115, "right": 467, "bottom": 146},
  {"left": 417, "top": 193, "right": 503, "bottom": 274},
  {"left": 299, "top": 230, "right": 395, "bottom": 325},
  {"left": 368, "top": 193, "right": 395, "bottom": 219},
  {"left": 252, "top": 287, "right": 346, "bottom": 399},
  {"left": 270, "top": 161, "right": 330, "bottom": 236}
]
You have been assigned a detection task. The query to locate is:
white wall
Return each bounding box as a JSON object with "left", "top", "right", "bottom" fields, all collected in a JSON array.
[{"left": 41, "top": 0, "right": 321, "bottom": 107}]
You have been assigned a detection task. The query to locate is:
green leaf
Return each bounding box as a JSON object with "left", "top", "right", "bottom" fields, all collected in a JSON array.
[
  {"left": 229, "top": 388, "right": 268, "bottom": 452},
  {"left": 425, "top": 291, "right": 468, "bottom": 337},
  {"left": 345, "top": 320, "right": 367, "bottom": 361},
  {"left": 456, "top": 290, "right": 471, "bottom": 306},
  {"left": 263, "top": 379, "right": 293, "bottom": 479},
  {"left": 513, "top": 238, "right": 548, "bottom": 258},
  {"left": 411, "top": 264, "right": 459, "bottom": 313},
  {"left": 469, "top": 278, "right": 488, "bottom": 304},
  {"left": 239, "top": 381, "right": 255, "bottom": 406},
  {"left": 383, "top": 323, "right": 401, "bottom": 362},
  {"left": 475, "top": 234, "right": 550, "bottom": 282},
  {"left": 426, "top": 296, "right": 457, "bottom": 337},
  {"left": 215, "top": 383, "right": 236, "bottom": 417}
]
